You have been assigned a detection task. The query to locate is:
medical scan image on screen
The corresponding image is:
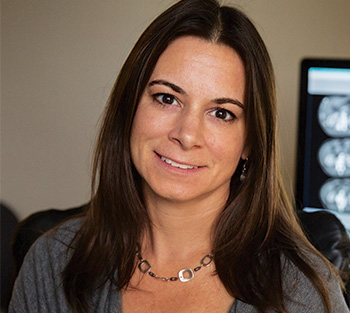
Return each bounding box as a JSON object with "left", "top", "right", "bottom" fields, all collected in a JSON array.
[{"left": 303, "top": 66, "right": 350, "bottom": 229}]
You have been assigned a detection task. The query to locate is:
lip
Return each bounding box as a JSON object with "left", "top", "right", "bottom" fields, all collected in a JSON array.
[{"left": 155, "top": 152, "right": 205, "bottom": 173}]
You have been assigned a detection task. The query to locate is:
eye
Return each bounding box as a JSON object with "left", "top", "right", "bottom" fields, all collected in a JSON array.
[
  {"left": 210, "top": 108, "right": 235, "bottom": 122},
  {"left": 154, "top": 93, "right": 179, "bottom": 106}
]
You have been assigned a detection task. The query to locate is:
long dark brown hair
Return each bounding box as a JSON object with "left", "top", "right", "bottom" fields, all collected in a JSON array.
[{"left": 63, "top": 0, "right": 335, "bottom": 312}]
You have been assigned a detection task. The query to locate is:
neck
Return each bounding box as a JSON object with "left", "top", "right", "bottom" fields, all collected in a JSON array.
[{"left": 141, "top": 191, "right": 227, "bottom": 263}]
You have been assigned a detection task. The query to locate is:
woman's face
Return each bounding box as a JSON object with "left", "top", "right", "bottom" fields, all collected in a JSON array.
[{"left": 130, "top": 36, "right": 248, "bottom": 206}]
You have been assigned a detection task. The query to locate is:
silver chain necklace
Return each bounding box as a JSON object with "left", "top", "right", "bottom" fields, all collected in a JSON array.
[{"left": 136, "top": 248, "right": 214, "bottom": 283}]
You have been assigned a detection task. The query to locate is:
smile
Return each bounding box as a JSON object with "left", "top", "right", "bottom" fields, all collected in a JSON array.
[{"left": 160, "top": 155, "right": 199, "bottom": 170}]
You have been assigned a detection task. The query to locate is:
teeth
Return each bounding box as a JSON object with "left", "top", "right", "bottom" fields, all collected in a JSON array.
[{"left": 161, "top": 156, "right": 198, "bottom": 169}]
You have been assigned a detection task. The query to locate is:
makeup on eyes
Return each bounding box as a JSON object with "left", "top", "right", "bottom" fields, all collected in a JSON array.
[
  {"left": 153, "top": 93, "right": 179, "bottom": 106},
  {"left": 147, "top": 79, "right": 244, "bottom": 122},
  {"left": 210, "top": 107, "right": 236, "bottom": 122}
]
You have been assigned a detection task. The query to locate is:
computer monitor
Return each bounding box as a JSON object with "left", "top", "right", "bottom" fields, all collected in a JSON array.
[{"left": 295, "top": 58, "right": 350, "bottom": 230}]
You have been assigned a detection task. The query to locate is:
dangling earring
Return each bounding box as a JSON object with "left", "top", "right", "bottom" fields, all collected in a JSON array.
[{"left": 240, "top": 158, "right": 248, "bottom": 182}]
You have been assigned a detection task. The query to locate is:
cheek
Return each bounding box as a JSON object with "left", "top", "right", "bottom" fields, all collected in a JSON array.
[
  {"left": 130, "top": 109, "right": 146, "bottom": 167},
  {"left": 130, "top": 104, "right": 171, "bottom": 171},
  {"left": 132, "top": 103, "right": 170, "bottom": 140},
  {"left": 207, "top": 131, "right": 245, "bottom": 170},
  {"left": 130, "top": 108, "right": 153, "bottom": 149}
]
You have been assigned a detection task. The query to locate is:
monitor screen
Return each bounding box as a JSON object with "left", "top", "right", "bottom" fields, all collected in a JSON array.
[{"left": 295, "top": 59, "right": 350, "bottom": 230}]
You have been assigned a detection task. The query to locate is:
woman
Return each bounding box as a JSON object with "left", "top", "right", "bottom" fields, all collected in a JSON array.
[{"left": 9, "top": 0, "right": 349, "bottom": 312}]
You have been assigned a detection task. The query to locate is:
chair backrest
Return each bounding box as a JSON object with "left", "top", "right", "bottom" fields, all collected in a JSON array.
[
  {"left": 297, "top": 209, "right": 350, "bottom": 306},
  {"left": 12, "top": 203, "right": 88, "bottom": 275},
  {"left": 1, "top": 204, "right": 18, "bottom": 312}
]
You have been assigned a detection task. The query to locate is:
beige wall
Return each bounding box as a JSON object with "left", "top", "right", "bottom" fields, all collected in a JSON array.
[{"left": 1, "top": 0, "right": 350, "bottom": 220}]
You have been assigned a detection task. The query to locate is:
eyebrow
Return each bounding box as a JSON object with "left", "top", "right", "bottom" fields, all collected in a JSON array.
[
  {"left": 149, "top": 80, "right": 187, "bottom": 95},
  {"left": 149, "top": 79, "right": 244, "bottom": 109},
  {"left": 214, "top": 97, "right": 244, "bottom": 109}
]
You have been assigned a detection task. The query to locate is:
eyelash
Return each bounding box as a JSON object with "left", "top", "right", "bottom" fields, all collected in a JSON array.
[
  {"left": 210, "top": 108, "right": 236, "bottom": 123},
  {"left": 152, "top": 93, "right": 236, "bottom": 123},
  {"left": 153, "top": 93, "right": 179, "bottom": 106}
]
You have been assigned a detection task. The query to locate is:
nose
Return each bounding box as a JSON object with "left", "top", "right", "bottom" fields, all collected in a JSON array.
[{"left": 168, "top": 109, "right": 204, "bottom": 150}]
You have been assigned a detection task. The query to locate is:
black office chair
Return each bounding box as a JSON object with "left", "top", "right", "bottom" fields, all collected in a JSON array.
[
  {"left": 297, "top": 209, "right": 350, "bottom": 306},
  {"left": 12, "top": 203, "right": 88, "bottom": 275},
  {"left": 1, "top": 204, "right": 18, "bottom": 312}
]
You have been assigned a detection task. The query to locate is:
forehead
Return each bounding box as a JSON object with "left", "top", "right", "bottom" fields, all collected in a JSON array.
[{"left": 149, "top": 36, "right": 246, "bottom": 101}]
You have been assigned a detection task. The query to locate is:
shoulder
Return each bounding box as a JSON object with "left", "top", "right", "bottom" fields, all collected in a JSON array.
[
  {"left": 50, "top": 216, "right": 84, "bottom": 246},
  {"left": 9, "top": 217, "right": 85, "bottom": 313},
  {"left": 29, "top": 216, "right": 83, "bottom": 263},
  {"left": 14, "top": 214, "right": 84, "bottom": 274},
  {"left": 282, "top": 253, "right": 349, "bottom": 313},
  {"left": 11, "top": 205, "right": 87, "bottom": 273},
  {"left": 232, "top": 252, "right": 349, "bottom": 313}
]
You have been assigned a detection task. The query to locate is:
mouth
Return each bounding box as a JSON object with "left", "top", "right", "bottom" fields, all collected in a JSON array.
[{"left": 158, "top": 154, "right": 199, "bottom": 170}]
